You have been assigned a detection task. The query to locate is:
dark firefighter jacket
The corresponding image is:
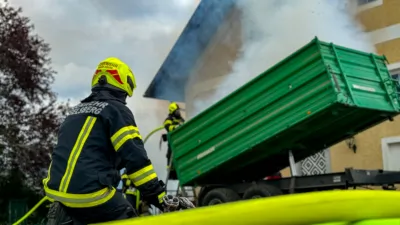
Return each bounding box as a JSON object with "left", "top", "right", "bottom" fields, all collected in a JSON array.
[
  {"left": 43, "top": 89, "right": 165, "bottom": 208},
  {"left": 163, "top": 113, "right": 185, "bottom": 133}
]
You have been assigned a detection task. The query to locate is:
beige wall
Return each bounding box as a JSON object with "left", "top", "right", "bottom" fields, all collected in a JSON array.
[
  {"left": 376, "top": 38, "right": 400, "bottom": 63},
  {"left": 357, "top": 0, "right": 400, "bottom": 65},
  {"left": 357, "top": 0, "right": 400, "bottom": 32}
]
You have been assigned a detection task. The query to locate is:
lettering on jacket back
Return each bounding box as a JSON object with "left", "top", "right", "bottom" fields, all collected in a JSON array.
[{"left": 69, "top": 101, "right": 109, "bottom": 116}]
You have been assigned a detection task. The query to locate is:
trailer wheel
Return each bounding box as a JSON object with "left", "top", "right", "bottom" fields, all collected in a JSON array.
[
  {"left": 201, "top": 188, "right": 240, "bottom": 206},
  {"left": 243, "top": 184, "right": 283, "bottom": 199}
]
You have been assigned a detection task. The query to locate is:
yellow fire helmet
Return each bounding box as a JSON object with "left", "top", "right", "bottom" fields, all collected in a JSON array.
[
  {"left": 169, "top": 102, "right": 179, "bottom": 114},
  {"left": 91, "top": 57, "right": 137, "bottom": 97}
]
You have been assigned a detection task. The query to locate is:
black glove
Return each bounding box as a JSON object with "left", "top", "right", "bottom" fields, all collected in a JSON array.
[{"left": 141, "top": 180, "right": 166, "bottom": 211}]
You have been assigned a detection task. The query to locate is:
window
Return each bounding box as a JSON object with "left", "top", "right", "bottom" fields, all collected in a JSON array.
[
  {"left": 391, "top": 73, "right": 400, "bottom": 96},
  {"left": 357, "top": 0, "right": 377, "bottom": 5}
]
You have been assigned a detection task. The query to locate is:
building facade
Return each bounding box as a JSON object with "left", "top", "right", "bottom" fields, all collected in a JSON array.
[{"left": 145, "top": 0, "right": 400, "bottom": 179}]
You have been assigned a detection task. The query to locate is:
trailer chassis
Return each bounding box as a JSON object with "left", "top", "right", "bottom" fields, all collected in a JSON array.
[{"left": 196, "top": 150, "right": 400, "bottom": 207}]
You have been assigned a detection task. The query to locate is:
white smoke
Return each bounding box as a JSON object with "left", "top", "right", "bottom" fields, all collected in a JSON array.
[{"left": 192, "top": 0, "right": 375, "bottom": 116}]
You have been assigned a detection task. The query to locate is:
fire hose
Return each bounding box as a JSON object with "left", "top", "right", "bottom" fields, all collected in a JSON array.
[
  {"left": 143, "top": 126, "right": 164, "bottom": 144},
  {"left": 162, "top": 194, "right": 195, "bottom": 212}
]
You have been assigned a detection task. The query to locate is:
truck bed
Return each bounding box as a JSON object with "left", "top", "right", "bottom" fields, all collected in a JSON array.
[{"left": 169, "top": 37, "right": 400, "bottom": 186}]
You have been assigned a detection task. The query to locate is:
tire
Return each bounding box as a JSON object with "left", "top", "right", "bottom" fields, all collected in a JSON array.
[
  {"left": 200, "top": 188, "right": 241, "bottom": 206},
  {"left": 243, "top": 184, "right": 283, "bottom": 200}
]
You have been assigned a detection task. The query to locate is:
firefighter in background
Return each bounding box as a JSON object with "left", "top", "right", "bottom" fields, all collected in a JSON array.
[
  {"left": 44, "top": 57, "right": 166, "bottom": 224},
  {"left": 163, "top": 102, "right": 185, "bottom": 167}
]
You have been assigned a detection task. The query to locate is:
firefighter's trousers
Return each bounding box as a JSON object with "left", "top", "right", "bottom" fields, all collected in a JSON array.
[{"left": 47, "top": 191, "right": 137, "bottom": 224}]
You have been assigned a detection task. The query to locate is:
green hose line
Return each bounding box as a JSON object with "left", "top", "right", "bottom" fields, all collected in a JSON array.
[
  {"left": 143, "top": 126, "right": 164, "bottom": 144},
  {"left": 12, "top": 196, "right": 49, "bottom": 225}
]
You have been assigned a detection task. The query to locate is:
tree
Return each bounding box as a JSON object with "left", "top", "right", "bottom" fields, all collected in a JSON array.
[{"left": 0, "top": 0, "right": 69, "bottom": 191}]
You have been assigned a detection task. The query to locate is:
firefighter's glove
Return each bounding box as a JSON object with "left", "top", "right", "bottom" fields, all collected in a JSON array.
[
  {"left": 143, "top": 187, "right": 166, "bottom": 211},
  {"left": 178, "top": 196, "right": 195, "bottom": 209}
]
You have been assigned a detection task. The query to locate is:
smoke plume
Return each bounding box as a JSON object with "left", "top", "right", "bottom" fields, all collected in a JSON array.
[{"left": 192, "top": 0, "right": 375, "bottom": 116}]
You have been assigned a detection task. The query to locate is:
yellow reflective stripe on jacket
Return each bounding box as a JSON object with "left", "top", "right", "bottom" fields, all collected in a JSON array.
[
  {"left": 125, "top": 189, "right": 136, "bottom": 195},
  {"left": 173, "top": 119, "right": 182, "bottom": 124},
  {"left": 168, "top": 125, "right": 175, "bottom": 132},
  {"left": 111, "top": 125, "right": 142, "bottom": 151},
  {"left": 164, "top": 120, "right": 172, "bottom": 125},
  {"left": 59, "top": 116, "right": 97, "bottom": 193},
  {"left": 44, "top": 186, "right": 116, "bottom": 208},
  {"left": 128, "top": 164, "right": 157, "bottom": 187},
  {"left": 42, "top": 161, "right": 52, "bottom": 187}
]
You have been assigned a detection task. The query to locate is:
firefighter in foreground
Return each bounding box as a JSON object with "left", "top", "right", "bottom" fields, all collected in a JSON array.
[
  {"left": 163, "top": 102, "right": 185, "bottom": 179},
  {"left": 44, "top": 57, "right": 166, "bottom": 224}
]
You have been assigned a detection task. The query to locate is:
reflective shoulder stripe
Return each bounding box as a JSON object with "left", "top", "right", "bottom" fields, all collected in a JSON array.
[
  {"left": 59, "top": 116, "right": 97, "bottom": 193},
  {"left": 128, "top": 164, "right": 158, "bottom": 187},
  {"left": 111, "top": 125, "right": 142, "bottom": 151},
  {"left": 164, "top": 120, "right": 172, "bottom": 125},
  {"left": 44, "top": 186, "right": 116, "bottom": 208}
]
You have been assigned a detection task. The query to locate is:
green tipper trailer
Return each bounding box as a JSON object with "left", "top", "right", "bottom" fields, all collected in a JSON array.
[{"left": 168, "top": 37, "right": 400, "bottom": 206}]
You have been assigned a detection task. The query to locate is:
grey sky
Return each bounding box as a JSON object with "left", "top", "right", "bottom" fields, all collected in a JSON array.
[{"left": 10, "top": 0, "right": 198, "bottom": 183}]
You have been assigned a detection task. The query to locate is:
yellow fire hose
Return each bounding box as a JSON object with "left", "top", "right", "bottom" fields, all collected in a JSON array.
[
  {"left": 95, "top": 190, "right": 400, "bottom": 225},
  {"left": 12, "top": 196, "right": 49, "bottom": 225},
  {"left": 143, "top": 126, "right": 164, "bottom": 144}
]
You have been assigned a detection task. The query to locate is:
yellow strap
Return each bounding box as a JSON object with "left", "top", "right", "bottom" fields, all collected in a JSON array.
[
  {"left": 135, "top": 190, "right": 141, "bottom": 210},
  {"left": 158, "top": 191, "right": 166, "bottom": 203},
  {"left": 125, "top": 190, "right": 136, "bottom": 195},
  {"left": 111, "top": 125, "right": 142, "bottom": 151}
]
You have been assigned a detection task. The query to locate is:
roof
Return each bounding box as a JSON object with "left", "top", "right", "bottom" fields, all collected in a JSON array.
[{"left": 143, "top": 0, "right": 237, "bottom": 102}]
